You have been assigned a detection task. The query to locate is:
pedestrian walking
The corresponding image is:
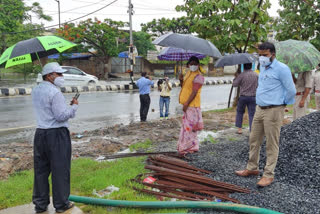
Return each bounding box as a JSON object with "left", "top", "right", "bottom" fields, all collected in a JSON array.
[
  {"left": 292, "top": 70, "right": 313, "bottom": 120},
  {"left": 31, "top": 62, "right": 78, "bottom": 213},
  {"left": 177, "top": 56, "right": 204, "bottom": 155},
  {"left": 312, "top": 63, "right": 320, "bottom": 110},
  {"left": 136, "top": 72, "right": 154, "bottom": 122},
  {"left": 235, "top": 42, "right": 296, "bottom": 187},
  {"left": 232, "top": 63, "right": 258, "bottom": 134},
  {"left": 158, "top": 76, "right": 172, "bottom": 119}
]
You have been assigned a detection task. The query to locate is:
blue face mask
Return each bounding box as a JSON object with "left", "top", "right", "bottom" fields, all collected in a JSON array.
[{"left": 259, "top": 56, "right": 272, "bottom": 67}]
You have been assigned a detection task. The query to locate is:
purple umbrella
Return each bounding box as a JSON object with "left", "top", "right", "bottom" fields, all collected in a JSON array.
[{"left": 157, "top": 47, "right": 206, "bottom": 61}]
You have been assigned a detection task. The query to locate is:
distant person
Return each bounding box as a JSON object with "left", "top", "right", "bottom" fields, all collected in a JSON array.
[
  {"left": 292, "top": 70, "right": 313, "bottom": 120},
  {"left": 232, "top": 63, "right": 258, "bottom": 134},
  {"left": 158, "top": 76, "right": 172, "bottom": 119},
  {"left": 312, "top": 63, "right": 320, "bottom": 110},
  {"left": 177, "top": 56, "right": 204, "bottom": 155},
  {"left": 235, "top": 42, "right": 296, "bottom": 187},
  {"left": 136, "top": 72, "right": 154, "bottom": 122},
  {"left": 31, "top": 62, "right": 78, "bottom": 213}
]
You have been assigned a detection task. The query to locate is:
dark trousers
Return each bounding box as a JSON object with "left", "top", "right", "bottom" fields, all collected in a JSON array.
[
  {"left": 33, "top": 127, "right": 71, "bottom": 211},
  {"left": 140, "top": 94, "right": 150, "bottom": 121},
  {"left": 235, "top": 96, "right": 256, "bottom": 130}
]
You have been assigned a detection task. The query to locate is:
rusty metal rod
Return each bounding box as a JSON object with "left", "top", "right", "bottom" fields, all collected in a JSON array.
[
  {"left": 133, "top": 187, "right": 201, "bottom": 201},
  {"left": 149, "top": 159, "right": 203, "bottom": 175},
  {"left": 145, "top": 165, "right": 250, "bottom": 193},
  {"left": 150, "top": 155, "right": 212, "bottom": 174}
]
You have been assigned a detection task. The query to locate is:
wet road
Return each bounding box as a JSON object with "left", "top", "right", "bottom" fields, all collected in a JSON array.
[{"left": 0, "top": 84, "right": 236, "bottom": 143}]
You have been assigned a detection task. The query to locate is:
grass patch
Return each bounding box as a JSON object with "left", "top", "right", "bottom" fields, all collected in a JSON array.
[
  {"left": 309, "top": 94, "right": 316, "bottom": 109},
  {"left": 204, "top": 107, "right": 234, "bottom": 114},
  {"left": 0, "top": 157, "right": 186, "bottom": 213},
  {"left": 201, "top": 134, "right": 218, "bottom": 144},
  {"left": 228, "top": 137, "right": 237, "bottom": 142},
  {"left": 129, "top": 139, "right": 153, "bottom": 152}
]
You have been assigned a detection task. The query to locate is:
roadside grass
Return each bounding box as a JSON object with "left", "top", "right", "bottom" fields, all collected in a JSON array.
[
  {"left": 0, "top": 157, "right": 186, "bottom": 213},
  {"left": 309, "top": 94, "right": 316, "bottom": 109},
  {"left": 129, "top": 139, "right": 154, "bottom": 152}
]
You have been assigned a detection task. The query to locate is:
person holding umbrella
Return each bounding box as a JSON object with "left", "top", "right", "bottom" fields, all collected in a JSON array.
[
  {"left": 232, "top": 63, "right": 258, "bottom": 134},
  {"left": 31, "top": 62, "right": 78, "bottom": 213},
  {"left": 235, "top": 42, "right": 296, "bottom": 187},
  {"left": 177, "top": 56, "right": 205, "bottom": 155}
]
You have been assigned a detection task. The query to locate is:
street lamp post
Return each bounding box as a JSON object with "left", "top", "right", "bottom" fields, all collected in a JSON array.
[{"left": 55, "top": 0, "right": 61, "bottom": 28}]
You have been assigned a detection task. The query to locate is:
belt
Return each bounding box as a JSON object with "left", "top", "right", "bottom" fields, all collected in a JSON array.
[
  {"left": 160, "top": 96, "right": 170, "bottom": 98},
  {"left": 259, "top": 104, "right": 286, "bottom": 110},
  {"left": 296, "top": 92, "right": 304, "bottom": 95}
]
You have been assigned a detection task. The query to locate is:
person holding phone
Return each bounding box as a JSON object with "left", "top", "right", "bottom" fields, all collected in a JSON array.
[{"left": 31, "top": 62, "right": 78, "bottom": 213}]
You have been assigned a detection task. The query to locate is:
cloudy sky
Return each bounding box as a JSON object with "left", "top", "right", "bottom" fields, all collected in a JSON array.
[{"left": 24, "top": 0, "right": 281, "bottom": 31}]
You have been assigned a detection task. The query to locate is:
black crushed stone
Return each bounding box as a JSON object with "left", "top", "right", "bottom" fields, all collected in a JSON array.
[{"left": 186, "top": 111, "right": 320, "bottom": 214}]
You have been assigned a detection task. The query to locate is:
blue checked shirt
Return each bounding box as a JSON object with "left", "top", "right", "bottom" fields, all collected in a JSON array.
[
  {"left": 136, "top": 77, "right": 154, "bottom": 95},
  {"left": 32, "top": 81, "right": 78, "bottom": 129},
  {"left": 256, "top": 59, "right": 296, "bottom": 106}
]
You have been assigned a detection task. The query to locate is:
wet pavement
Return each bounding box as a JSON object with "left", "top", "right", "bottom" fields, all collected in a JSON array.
[{"left": 0, "top": 83, "right": 236, "bottom": 144}]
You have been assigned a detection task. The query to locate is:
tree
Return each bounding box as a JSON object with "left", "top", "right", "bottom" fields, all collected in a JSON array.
[
  {"left": 56, "top": 18, "right": 129, "bottom": 78},
  {"left": 131, "top": 31, "right": 156, "bottom": 57},
  {"left": 0, "top": 0, "right": 52, "bottom": 54},
  {"left": 176, "top": 0, "right": 271, "bottom": 54},
  {"left": 275, "top": 0, "right": 320, "bottom": 50},
  {"left": 141, "top": 17, "right": 195, "bottom": 36}
]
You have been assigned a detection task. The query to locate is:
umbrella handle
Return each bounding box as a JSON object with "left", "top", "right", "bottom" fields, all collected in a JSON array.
[
  {"left": 36, "top": 52, "right": 43, "bottom": 68},
  {"left": 227, "top": 86, "right": 233, "bottom": 108}
]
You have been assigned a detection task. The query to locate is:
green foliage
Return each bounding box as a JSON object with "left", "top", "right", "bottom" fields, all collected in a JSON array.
[
  {"left": 131, "top": 32, "right": 156, "bottom": 57},
  {"left": 129, "top": 139, "right": 153, "bottom": 152},
  {"left": 141, "top": 17, "right": 195, "bottom": 36},
  {"left": 0, "top": 0, "right": 51, "bottom": 54},
  {"left": 175, "top": 0, "right": 271, "bottom": 53},
  {"left": 202, "top": 134, "right": 218, "bottom": 144},
  {"left": 0, "top": 158, "right": 186, "bottom": 213},
  {"left": 275, "top": 0, "right": 320, "bottom": 50}
]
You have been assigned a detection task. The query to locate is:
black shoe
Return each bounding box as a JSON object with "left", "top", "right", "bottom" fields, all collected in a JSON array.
[{"left": 56, "top": 202, "right": 74, "bottom": 213}]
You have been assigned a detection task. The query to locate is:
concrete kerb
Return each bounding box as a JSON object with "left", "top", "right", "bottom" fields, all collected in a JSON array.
[{"left": 0, "top": 79, "right": 233, "bottom": 97}]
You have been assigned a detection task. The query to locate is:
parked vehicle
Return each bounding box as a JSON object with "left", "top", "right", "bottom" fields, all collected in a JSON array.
[{"left": 37, "top": 66, "right": 98, "bottom": 86}]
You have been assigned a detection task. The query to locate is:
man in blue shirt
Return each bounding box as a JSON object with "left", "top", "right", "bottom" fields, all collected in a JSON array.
[
  {"left": 136, "top": 72, "right": 154, "bottom": 122},
  {"left": 235, "top": 42, "right": 296, "bottom": 187},
  {"left": 32, "top": 62, "right": 78, "bottom": 213}
]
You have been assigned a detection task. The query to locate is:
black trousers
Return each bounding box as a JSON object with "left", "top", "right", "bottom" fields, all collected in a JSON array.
[
  {"left": 32, "top": 127, "right": 71, "bottom": 211},
  {"left": 140, "top": 94, "right": 151, "bottom": 121}
]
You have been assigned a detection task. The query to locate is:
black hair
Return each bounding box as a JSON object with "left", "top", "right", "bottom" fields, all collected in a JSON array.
[
  {"left": 244, "top": 63, "right": 252, "bottom": 70},
  {"left": 258, "top": 42, "right": 276, "bottom": 54},
  {"left": 141, "top": 72, "right": 147, "bottom": 77},
  {"left": 187, "top": 56, "right": 200, "bottom": 65},
  {"left": 318, "top": 63, "right": 320, "bottom": 67},
  {"left": 42, "top": 75, "right": 47, "bottom": 80}
]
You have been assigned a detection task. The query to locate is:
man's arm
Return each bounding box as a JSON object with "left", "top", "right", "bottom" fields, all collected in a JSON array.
[
  {"left": 232, "top": 73, "right": 242, "bottom": 87},
  {"left": 52, "top": 92, "right": 78, "bottom": 122},
  {"left": 280, "top": 67, "right": 296, "bottom": 105},
  {"left": 166, "top": 81, "right": 172, "bottom": 90}
]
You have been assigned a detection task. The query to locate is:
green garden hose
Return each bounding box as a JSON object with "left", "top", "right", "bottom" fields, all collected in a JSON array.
[{"left": 69, "top": 195, "right": 283, "bottom": 214}]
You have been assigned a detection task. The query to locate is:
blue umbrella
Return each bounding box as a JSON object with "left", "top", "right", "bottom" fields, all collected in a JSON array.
[
  {"left": 118, "top": 51, "right": 141, "bottom": 58},
  {"left": 157, "top": 47, "right": 206, "bottom": 61}
]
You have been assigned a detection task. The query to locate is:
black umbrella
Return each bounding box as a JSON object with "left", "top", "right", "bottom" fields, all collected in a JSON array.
[{"left": 214, "top": 53, "right": 257, "bottom": 67}]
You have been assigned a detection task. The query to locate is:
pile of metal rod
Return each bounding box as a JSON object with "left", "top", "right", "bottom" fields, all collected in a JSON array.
[{"left": 132, "top": 155, "right": 250, "bottom": 203}]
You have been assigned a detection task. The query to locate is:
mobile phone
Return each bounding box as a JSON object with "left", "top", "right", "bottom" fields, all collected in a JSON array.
[{"left": 74, "top": 93, "right": 80, "bottom": 100}]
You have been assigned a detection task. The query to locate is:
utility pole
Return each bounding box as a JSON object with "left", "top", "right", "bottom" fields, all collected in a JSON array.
[
  {"left": 55, "top": 0, "right": 61, "bottom": 28},
  {"left": 128, "top": 0, "right": 134, "bottom": 85}
]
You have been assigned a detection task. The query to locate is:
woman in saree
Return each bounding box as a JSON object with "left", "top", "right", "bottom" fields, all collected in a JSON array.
[{"left": 177, "top": 56, "right": 205, "bottom": 155}]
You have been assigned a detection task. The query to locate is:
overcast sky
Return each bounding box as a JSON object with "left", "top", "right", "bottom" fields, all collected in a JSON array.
[{"left": 24, "top": 0, "right": 281, "bottom": 31}]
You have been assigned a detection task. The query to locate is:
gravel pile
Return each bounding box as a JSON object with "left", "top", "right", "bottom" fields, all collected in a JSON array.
[{"left": 185, "top": 112, "right": 320, "bottom": 214}]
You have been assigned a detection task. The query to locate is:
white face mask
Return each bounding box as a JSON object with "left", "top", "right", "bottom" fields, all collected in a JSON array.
[
  {"left": 53, "top": 76, "right": 64, "bottom": 87},
  {"left": 259, "top": 56, "right": 272, "bottom": 67},
  {"left": 189, "top": 65, "right": 198, "bottom": 72}
]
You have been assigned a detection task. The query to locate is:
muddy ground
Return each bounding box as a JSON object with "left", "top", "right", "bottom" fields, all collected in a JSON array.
[{"left": 0, "top": 109, "right": 292, "bottom": 180}]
